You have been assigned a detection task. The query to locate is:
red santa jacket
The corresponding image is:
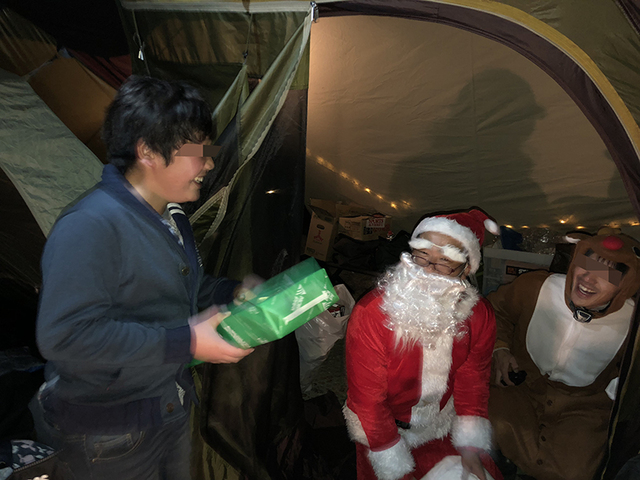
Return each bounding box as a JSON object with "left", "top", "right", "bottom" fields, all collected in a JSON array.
[{"left": 344, "top": 289, "right": 496, "bottom": 478}]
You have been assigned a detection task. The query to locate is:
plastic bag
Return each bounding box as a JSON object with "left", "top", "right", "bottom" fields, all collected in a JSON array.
[
  {"left": 295, "top": 284, "right": 355, "bottom": 391},
  {"left": 216, "top": 258, "right": 338, "bottom": 348}
]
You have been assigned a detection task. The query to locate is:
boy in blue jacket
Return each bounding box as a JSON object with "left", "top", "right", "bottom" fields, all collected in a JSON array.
[{"left": 32, "top": 76, "right": 253, "bottom": 479}]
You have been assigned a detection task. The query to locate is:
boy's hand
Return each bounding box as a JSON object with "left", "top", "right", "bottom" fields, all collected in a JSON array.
[
  {"left": 493, "top": 349, "right": 519, "bottom": 386},
  {"left": 189, "top": 306, "right": 254, "bottom": 363},
  {"left": 233, "top": 273, "right": 265, "bottom": 305}
]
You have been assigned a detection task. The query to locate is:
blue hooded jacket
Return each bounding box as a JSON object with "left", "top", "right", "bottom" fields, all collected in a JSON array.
[{"left": 37, "top": 164, "right": 238, "bottom": 433}]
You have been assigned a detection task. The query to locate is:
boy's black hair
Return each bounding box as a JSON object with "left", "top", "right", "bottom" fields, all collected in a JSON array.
[{"left": 102, "top": 76, "right": 213, "bottom": 173}]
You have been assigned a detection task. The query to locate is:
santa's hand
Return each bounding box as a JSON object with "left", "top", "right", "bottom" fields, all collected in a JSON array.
[
  {"left": 493, "top": 349, "right": 519, "bottom": 387},
  {"left": 189, "top": 306, "right": 254, "bottom": 363},
  {"left": 459, "top": 447, "right": 487, "bottom": 480}
]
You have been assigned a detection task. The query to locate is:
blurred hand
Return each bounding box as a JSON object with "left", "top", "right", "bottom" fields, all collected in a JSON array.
[
  {"left": 459, "top": 448, "right": 487, "bottom": 480},
  {"left": 233, "top": 273, "right": 265, "bottom": 305},
  {"left": 493, "top": 349, "right": 519, "bottom": 387},
  {"left": 189, "top": 305, "right": 254, "bottom": 363}
]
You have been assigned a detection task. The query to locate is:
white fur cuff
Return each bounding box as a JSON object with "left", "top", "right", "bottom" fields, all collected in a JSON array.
[
  {"left": 367, "top": 438, "right": 415, "bottom": 480},
  {"left": 451, "top": 416, "right": 493, "bottom": 451}
]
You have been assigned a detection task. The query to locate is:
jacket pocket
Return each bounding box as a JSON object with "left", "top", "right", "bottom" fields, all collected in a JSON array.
[{"left": 87, "top": 430, "right": 145, "bottom": 462}]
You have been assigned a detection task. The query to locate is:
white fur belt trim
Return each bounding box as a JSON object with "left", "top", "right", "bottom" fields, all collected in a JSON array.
[
  {"left": 368, "top": 438, "right": 415, "bottom": 480},
  {"left": 343, "top": 399, "right": 456, "bottom": 451},
  {"left": 403, "top": 396, "right": 455, "bottom": 448},
  {"left": 451, "top": 415, "right": 493, "bottom": 451}
]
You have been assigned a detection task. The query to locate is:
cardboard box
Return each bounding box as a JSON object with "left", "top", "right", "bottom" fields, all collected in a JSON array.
[
  {"left": 482, "top": 247, "right": 554, "bottom": 295},
  {"left": 305, "top": 201, "right": 337, "bottom": 262},
  {"left": 338, "top": 214, "right": 392, "bottom": 241},
  {"left": 304, "top": 200, "right": 381, "bottom": 261}
]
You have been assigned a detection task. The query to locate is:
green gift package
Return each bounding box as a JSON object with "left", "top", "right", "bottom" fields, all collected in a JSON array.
[{"left": 215, "top": 258, "right": 338, "bottom": 349}]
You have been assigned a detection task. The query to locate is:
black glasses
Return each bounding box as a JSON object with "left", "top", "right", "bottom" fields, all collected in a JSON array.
[{"left": 410, "top": 253, "right": 466, "bottom": 276}]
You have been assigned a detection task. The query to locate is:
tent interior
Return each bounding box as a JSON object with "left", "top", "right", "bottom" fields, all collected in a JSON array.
[
  {"left": 306, "top": 15, "right": 639, "bottom": 236},
  {"left": 2, "top": 1, "right": 640, "bottom": 479}
]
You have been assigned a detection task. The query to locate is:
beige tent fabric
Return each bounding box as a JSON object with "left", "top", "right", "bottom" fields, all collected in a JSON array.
[
  {"left": 306, "top": 15, "right": 638, "bottom": 235},
  {"left": 0, "top": 68, "right": 103, "bottom": 236}
]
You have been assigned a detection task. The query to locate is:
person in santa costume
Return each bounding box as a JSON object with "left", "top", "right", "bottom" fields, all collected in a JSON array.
[
  {"left": 488, "top": 231, "right": 640, "bottom": 480},
  {"left": 344, "top": 208, "right": 503, "bottom": 480}
]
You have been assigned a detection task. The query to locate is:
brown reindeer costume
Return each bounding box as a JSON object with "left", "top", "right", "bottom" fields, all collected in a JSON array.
[{"left": 487, "top": 233, "right": 640, "bottom": 480}]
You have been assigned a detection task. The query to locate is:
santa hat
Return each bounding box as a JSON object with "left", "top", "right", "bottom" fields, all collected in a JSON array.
[{"left": 409, "top": 209, "right": 500, "bottom": 274}]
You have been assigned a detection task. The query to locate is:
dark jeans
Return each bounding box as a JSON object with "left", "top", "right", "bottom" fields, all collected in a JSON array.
[{"left": 29, "top": 393, "right": 191, "bottom": 480}]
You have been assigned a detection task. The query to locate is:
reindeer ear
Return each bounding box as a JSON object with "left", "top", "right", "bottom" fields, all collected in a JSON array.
[
  {"left": 564, "top": 232, "right": 590, "bottom": 244},
  {"left": 598, "top": 226, "right": 622, "bottom": 236}
]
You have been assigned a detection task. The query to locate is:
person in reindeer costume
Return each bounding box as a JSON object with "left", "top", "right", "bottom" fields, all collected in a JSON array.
[
  {"left": 488, "top": 230, "right": 640, "bottom": 480},
  {"left": 344, "top": 209, "right": 503, "bottom": 480}
]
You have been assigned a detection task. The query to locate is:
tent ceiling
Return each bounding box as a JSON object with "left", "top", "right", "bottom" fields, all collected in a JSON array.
[
  {"left": 1, "top": 0, "right": 129, "bottom": 57},
  {"left": 306, "top": 15, "right": 638, "bottom": 234}
]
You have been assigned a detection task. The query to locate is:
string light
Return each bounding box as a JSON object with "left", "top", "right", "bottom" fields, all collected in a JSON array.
[
  {"left": 307, "top": 149, "right": 413, "bottom": 211},
  {"left": 310, "top": 148, "right": 638, "bottom": 227},
  {"left": 308, "top": 151, "right": 639, "bottom": 221}
]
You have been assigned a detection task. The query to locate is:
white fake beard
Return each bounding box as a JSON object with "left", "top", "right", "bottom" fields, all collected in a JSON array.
[{"left": 380, "top": 252, "right": 479, "bottom": 347}]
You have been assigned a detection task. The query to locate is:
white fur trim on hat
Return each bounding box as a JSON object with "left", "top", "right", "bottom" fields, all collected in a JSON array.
[
  {"left": 451, "top": 415, "right": 493, "bottom": 451},
  {"left": 408, "top": 238, "right": 467, "bottom": 263},
  {"left": 412, "top": 217, "right": 482, "bottom": 273},
  {"left": 420, "top": 455, "right": 495, "bottom": 480},
  {"left": 367, "top": 438, "right": 415, "bottom": 480}
]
